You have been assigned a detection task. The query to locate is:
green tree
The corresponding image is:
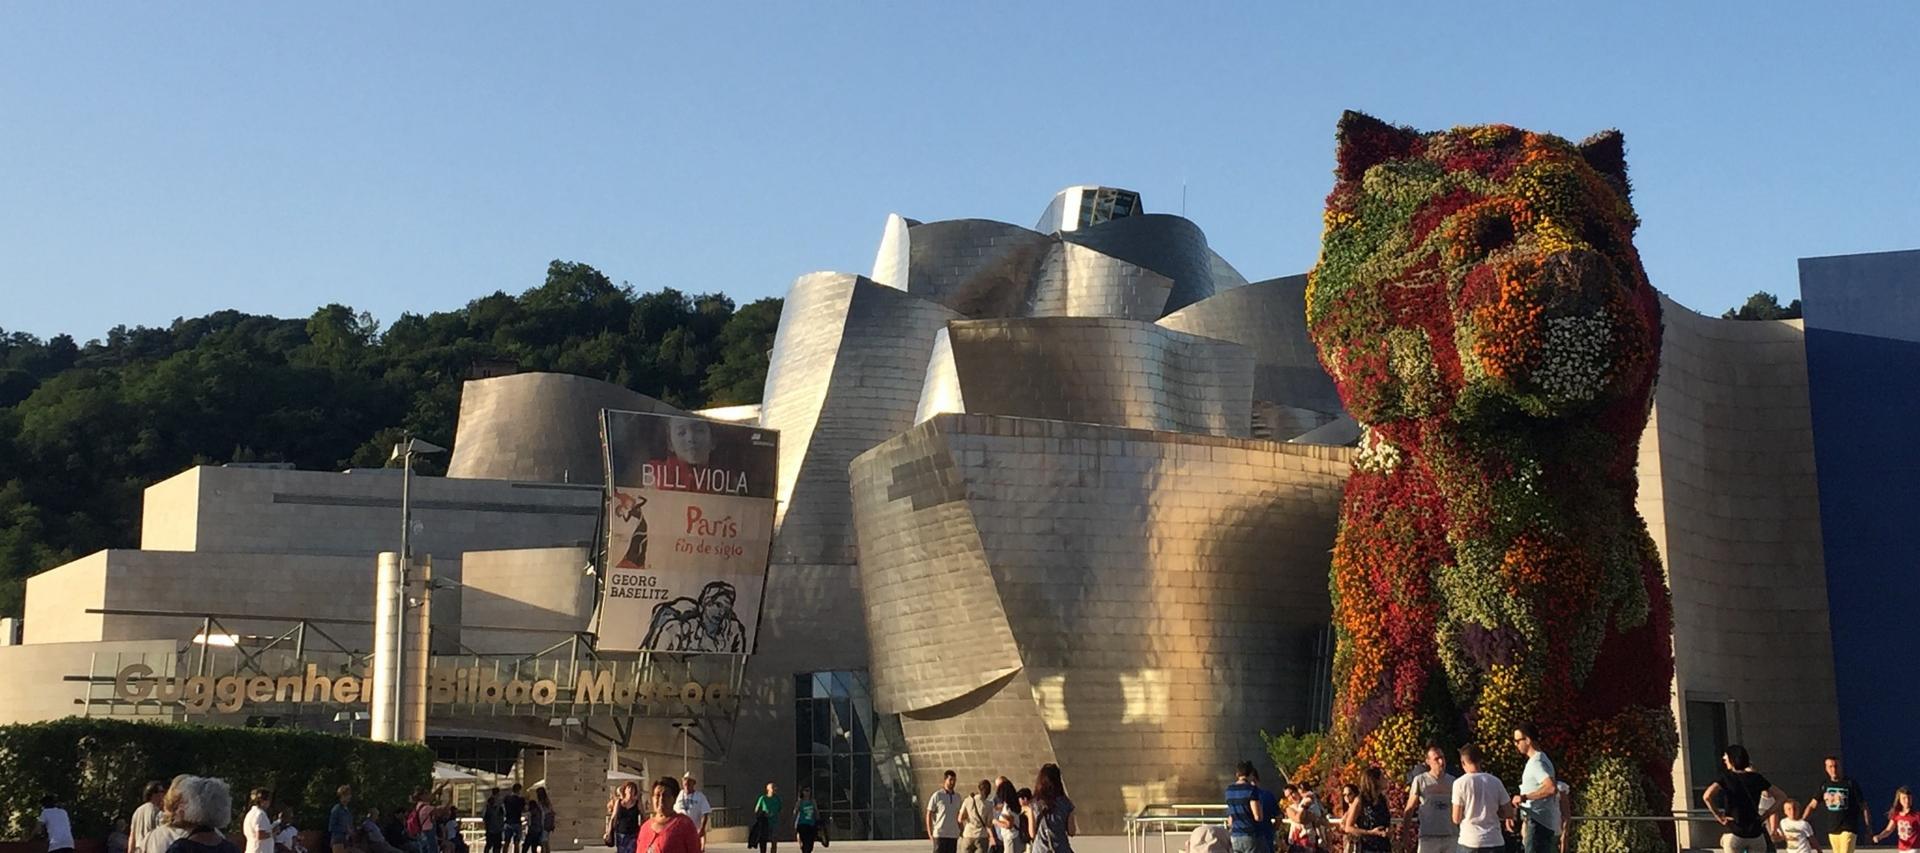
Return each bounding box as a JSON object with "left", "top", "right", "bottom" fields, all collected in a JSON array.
[
  {"left": 0, "top": 262, "right": 781, "bottom": 615},
  {"left": 702, "top": 297, "right": 782, "bottom": 405},
  {"left": 1722, "top": 291, "right": 1803, "bottom": 320}
]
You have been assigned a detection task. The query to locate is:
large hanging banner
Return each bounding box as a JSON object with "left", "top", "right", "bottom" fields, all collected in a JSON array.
[{"left": 598, "top": 410, "right": 778, "bottom": 653}]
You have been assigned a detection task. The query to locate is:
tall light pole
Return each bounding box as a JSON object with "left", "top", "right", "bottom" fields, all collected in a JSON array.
[{"left": 388, "top": 435, "right": 446, "bottom": 739}]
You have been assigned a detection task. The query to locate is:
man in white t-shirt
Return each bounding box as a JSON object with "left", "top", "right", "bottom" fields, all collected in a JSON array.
[
  {"left": 675, "top": 775, "right": 714, "bottom": 849},
  {"left": 927, "top": 770, "right": 963, "bottom": 853},
  {"left": 1453, "top": 744, "right": 1514, "bottom": 853},
  {"left": 1404, "top": 744, "right": 1458, "bottom": 853},
  {"left": 244, "top": 789, "right": 276, "bottom": 853},
  {"left": 130, "top": 780, "right": 168, "bottom": 853},
  {"left": 38, "top": 795, "right": 77, "bottom": 853}
]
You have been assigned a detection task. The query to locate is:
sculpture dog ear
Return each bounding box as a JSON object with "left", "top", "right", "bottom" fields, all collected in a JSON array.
[
  {"left": 1336, "top": 110, "right": 1421, "bottom": 182},
  {"left": 1578, "top": 130, "right": 1631, "bottom": 199}
]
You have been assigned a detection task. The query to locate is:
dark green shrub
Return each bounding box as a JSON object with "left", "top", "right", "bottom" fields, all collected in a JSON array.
[{"left": 0, "top": 717, "right": 432, "bottom": 841}]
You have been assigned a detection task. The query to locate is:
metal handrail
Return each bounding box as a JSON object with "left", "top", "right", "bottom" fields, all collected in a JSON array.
[{"left": 1127, "top": 802, "right": 1742, "bottom": 853}]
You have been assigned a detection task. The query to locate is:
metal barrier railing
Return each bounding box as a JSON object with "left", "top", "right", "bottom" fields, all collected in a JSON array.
[{"left": 1126, "top": 803, "right": 1741, "bottom": 853}]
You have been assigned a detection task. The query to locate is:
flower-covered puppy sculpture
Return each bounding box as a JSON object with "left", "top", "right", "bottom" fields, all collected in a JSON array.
[{"left": 1305, "top": 111, "right": 1676, "bottom": 852}]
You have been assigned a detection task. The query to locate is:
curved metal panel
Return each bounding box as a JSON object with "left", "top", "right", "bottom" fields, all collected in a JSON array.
[
  {"left": 1157, "top": 274, "right": 1347, "bottom": 422},
  {"left": 445, "top": 372, "right": 681, "bottom": 484},
  {"left": 1027, "top": 242, "right": 1173, "bottom": 320},
  {"left": 869, "top": 212, "right": 911, "bottom": 290},
  {"left": 759, "top": 272, "right": 861, "bottom": 518},
  {"left": 943, "top": 318, "right": 1254, "bottom": 437},
  {"left": 851, "top": 414, "right": 1351, "bottom": 831},
  {"left": 1207, "top": 248, "right": 1250, "bottom": 292},
  {"left": 913, "top": 326, "right": 964, "bottom": 424},
  {"left": 904, "top": 219, "right": 1051, "bottom": 313},
  {"left": 1060, "top": 213, "right": 1216, "bottom": 313},
  {"left": 848, "top": 421, "right": 1023, "bottom": 713}
]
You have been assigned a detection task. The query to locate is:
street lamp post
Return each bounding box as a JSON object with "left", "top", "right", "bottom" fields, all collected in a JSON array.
[{"left": 388, "top": 436, "right": 446, "bottom": 740}]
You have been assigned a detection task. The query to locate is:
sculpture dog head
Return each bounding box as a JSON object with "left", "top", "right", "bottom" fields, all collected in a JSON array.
[{"left": 1306, "top": 111, "right": 1661, "bottom": 440}]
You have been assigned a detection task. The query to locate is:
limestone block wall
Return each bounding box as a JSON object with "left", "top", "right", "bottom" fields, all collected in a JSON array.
[
  {"left": 140, "top": 465, "right": 205, "bottom": 551},
  {"left": 0, "top": 639, "right": 179, "bottom": 723},
  {"left": 459, "top": 546, "right": 595, "bottom": 654},
  {"left": 850, "top": 414, "right": 1350, "bottom": 831},
  {"left": 1637, "top": 296, "right": 1840, "bottom": 831},
  {"left": 141, "top": 465, "right": 600, "bottom": 558},
  {"left": 23, "top": 552, "right": 109, "bottom": 644},
  {"left": 24, "top": 549, "right": 448, "bottom": 651}
]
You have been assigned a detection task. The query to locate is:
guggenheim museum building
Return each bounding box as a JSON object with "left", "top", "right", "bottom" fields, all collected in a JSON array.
[{"left": 1, "top": 185, "right": 1915, "bottom": 849}]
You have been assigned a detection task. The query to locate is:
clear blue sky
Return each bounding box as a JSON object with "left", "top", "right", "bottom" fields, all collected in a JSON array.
[{"left": 4, "top": 2, "right": 1916, "bottom": 340}]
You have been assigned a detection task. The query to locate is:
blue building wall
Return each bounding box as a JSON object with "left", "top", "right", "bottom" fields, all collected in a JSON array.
[{"left": 1799, "top": 248, "right": 1920, "bottom": 804}]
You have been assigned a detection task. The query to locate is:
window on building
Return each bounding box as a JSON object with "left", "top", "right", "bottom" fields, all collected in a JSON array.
[
  {"left": 1684, "top": 698, "right": 1736, "bottom": 843},
  {"left": 794, "top": 671, "right": 916, "bottom": 839}
]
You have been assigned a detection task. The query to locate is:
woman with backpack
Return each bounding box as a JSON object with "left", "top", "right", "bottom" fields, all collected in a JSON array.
[
  {"left": 1023, "top": 765, "right": 1074, "bottom": 853},
  {"left": 526, "top": 788, "right": 555, "bottom": 853},
  {"left": 407, "top": 792, "right": 437, "bottom": 853}
]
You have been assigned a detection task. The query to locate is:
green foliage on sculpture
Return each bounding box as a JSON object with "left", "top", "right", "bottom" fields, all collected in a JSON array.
[
  {"left": 1261, "top": 728, "right": 1323, "bottom": 782},
  {"left": 1304, "top": 111, "right": 1677, "bottom": 852}
]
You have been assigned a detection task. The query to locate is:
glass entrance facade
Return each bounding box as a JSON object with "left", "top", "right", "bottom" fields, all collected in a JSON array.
[{"left": 794, "top": 671, "right": 916, "bottom": 839}]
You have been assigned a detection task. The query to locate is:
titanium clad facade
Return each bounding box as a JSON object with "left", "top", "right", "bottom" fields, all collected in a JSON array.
[
  {"left": 870, "top": 212, "right": 912, "bottom": 289},
  {"left": 724, "top": 270, "right": 964, "bottom": 811},
  {"left": 850, "top": 415, "right": 1350, "bottom": 832},
  {"left": 1206, "top": 248, "right": 1251, "bottom": 292},
  {"left": 1156, "top": 275, "right": 1346, "bottom": 421},
  {"left": 913, "top": 327, "right": 964, "bottom": 424},
  {"left": 1028, "top": 242, "right": 1174, "bottom": 320},
  {"left": 1059, "top": 214, "right": 1217, "bottom": 313},
  {"left": 938, "top": 318, "right": 1255, "bottom": 437},
  {"left": 447, "top": 372, "right": 681, "bottom": 484},
  {"left": 902, "top": 219, "right": 1053, "bottom": 313}
]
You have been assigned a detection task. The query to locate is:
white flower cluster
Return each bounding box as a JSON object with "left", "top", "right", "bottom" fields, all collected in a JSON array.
[
  {"left": 1354, "top": 425, "right": 1403, "bottom": 474},
  {"left": 1535, "top": 311, "right": 1613, "bottom": 402}
]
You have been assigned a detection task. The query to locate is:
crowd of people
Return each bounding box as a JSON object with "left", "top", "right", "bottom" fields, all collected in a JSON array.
[
  {"left": 1701, "top": 750, "right": 1918, "bottom": 853},
  {"left": 1205, "top": 726, "right": 1564, "bottom": 853},
  {"left": 600, "top": 774, "right": 712, "bottom": 853},
  {"left": 25, "top": 741, "right": 1920, "bottom": 853},
  {"left": 1194, "top": 728, "right": 1920, "bottom": 853},
  {"left": 906, "top": 764, "right": 1075, "bottom": 853},
  {"left": 29, "top": 776, "right": 562, "bottom": 853}
]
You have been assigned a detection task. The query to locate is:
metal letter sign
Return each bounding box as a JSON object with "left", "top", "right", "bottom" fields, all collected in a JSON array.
[{"left": 598, "top": 411, "right": 777, "bottom": 653}]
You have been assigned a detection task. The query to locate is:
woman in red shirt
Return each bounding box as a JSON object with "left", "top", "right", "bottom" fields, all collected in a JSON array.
[
  {"left": 637, "top": 779, "right": 701, "bottom": 853},
  {"left": 1874, "top": 787, "right": 1919, "bottom": 851}
]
